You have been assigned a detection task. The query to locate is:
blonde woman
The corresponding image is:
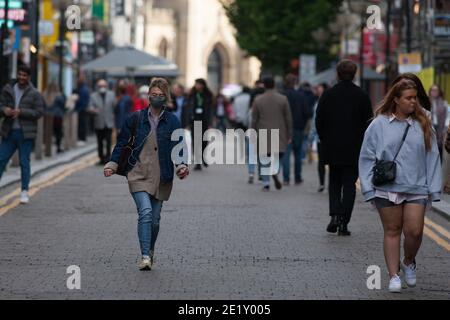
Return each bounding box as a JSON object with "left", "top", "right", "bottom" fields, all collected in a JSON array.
[
  {"left": 104, "top": 78, "right": 189, "bottom": 270},
  {"left": 359, "top": 79, "right": 441, "bottom": 292}
]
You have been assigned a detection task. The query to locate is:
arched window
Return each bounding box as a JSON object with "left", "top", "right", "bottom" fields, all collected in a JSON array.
[
  {"left": 207, "top": 47, "right": 222, "bottom": 95},
  {"left": 158, "top": 38, "right": 169, "bottom": 58}
]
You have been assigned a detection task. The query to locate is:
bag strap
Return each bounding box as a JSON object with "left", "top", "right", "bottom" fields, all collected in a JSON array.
[
  {"left": 128, "top": 110, "right": 141, "bottom": 146},
  {"left": 393, "top": 123, "right": 410, "bottom": 161}
]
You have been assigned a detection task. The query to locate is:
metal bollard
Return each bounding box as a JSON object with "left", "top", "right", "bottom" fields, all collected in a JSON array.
[
  {"left": 35, "top": 117, "right": 44, "bottom": 160},
  {"left": 44, "top": 113, "right": 54, "bottom": 157}
]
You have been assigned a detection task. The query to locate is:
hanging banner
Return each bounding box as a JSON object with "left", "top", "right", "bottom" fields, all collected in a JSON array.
[{"left": 92, "top": 0, "right": 104, "bottom": 20}]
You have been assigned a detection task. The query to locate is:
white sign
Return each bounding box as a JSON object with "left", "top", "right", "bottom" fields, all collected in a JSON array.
[
  {"left": 80, "top": 31, "right": 94, "bottom": 44},
  {"left": 299, "top": 54, "right": 316, "bottom": 83},
  {"left": 341, "top": 39, "right": 359, "bottom": 56}
]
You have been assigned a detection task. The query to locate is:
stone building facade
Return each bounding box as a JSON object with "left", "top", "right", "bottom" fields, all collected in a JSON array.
[{"left": 111, "top": 0, "right": 261, "bottom": 94}]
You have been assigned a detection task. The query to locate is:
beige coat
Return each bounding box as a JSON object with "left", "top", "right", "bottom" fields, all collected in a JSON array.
[
  {"left": 251, "top": 90, "right": 292, "bottom": 154},
  {"left": 104, "top": 130, "right": 173, "bottom": 201}
]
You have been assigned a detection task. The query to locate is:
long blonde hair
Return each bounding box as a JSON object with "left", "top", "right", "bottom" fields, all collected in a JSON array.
[{"left": 375, "top": 79, "right": 433, "bottom": 151}]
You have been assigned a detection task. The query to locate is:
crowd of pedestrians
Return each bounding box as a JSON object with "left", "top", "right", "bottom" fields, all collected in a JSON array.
[{"left": 1, "top": 61, "right": 449, "bottom": 293}]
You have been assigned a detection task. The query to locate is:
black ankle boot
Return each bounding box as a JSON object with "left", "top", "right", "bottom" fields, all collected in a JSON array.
[
  {"left": 326, "top": 215, "right": 338, "bottom": 233},
  {"left": 338, "top": 219, "right": 351, "bottom": 236}
]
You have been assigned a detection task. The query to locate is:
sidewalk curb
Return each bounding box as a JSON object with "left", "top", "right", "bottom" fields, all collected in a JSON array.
[
  {"left": 0, "top": 145, "right": 97, "bottom": 190},
  {"left": 432, "top": 203, "right": 450, "bottom": 222}
]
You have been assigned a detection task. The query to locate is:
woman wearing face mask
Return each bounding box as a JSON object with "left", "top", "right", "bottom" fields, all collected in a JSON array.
[
  {"left": 359, "top": 79, "right": 441, "bottom": 293},
  {"left": 187, "top": 78, "right": 213, "bottom": 170},
  {"left": 103, "top": 77, "right": 189, "bottom": 271}
]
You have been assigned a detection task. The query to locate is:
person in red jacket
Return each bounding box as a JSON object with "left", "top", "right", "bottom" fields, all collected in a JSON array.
[{"left": 133, "top": 85, "right": 149, "bottom": 112}]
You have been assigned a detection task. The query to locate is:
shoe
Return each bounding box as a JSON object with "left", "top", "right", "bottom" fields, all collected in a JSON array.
[
  {"left": 96, "top": 160, "right": 104, "bottom": 166},
  {"left": 272, "top": 175, "right": 282, "bottom": 190},
  {"left": 194, "top": 164, "right": 202, "bottom": 171},
  {"left": 139, "top": 256, "right": 151, "bottom": 271},
  {"left": 400, "top": 260, "right": 416, "bottom": 287},
  {"left": 262, "top": 185, "right": 270, "bottom": 192},
  {"left": 337, "top": 219, "right": 351, "bottom": 236},
  {"left": 283, "top": 181, "right": 290, "bottom": 186},
  {"left": 20, "top": 190, "right": 29, "bottom": 204},
  {"left": 248, "top": 176, "right": 254, "bottom": 184},
  {"left": 318, "top": 185, "right": 325, "bottom": 192},
  {"left": 77, "top": 141, "right": 86, "bottom": 147},
  {"left": 295, "top": 178, "right": 303, "bottom": 185},
  {"left": 388, "top": 274, "right": 402, "bottom": 293},
  {"left": 326, "top": 216, "right": 338, "bottom": 233}
]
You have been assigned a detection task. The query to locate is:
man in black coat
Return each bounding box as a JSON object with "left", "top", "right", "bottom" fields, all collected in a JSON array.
[{"left": 315, "top": 60, "right": 373, "bottom": 236}]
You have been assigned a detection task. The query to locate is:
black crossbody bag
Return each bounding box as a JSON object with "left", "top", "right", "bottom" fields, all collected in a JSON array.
[{"left": 372, "top": 123, "right": 410, "bottom": 186}]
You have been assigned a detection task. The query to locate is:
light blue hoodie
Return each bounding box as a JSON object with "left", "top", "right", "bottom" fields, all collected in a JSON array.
[{"left": 359, "top": 114, "right": 442, "bottom": 202}]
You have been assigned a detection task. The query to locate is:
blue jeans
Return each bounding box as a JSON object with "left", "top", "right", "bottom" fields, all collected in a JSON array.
[
  {"left": 0, "top": 129, "right": 34, "bottom": 191},
  {"left": 131, "top": 192, "right": 163, "bottom": 257},
  {"left": 282, "top": 129, "right": 304, "bottom": 182},
  {"left": 300, "top": 133, "right": 309, "bottom": 160},
  {"left": 245, "top": 136, "right": 256, "bottom": 175},
  {"left": 260, "top": 153, "right": 283, "bottom": 186}
]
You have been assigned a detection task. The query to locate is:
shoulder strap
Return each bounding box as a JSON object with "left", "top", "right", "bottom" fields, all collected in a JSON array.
[
  {"left": 393, "top": 123, "right": 410, "bottom": 161},
  {"left": 131, "top": 110, "right": 140, "bottom": 135},
  {"left": 128, "top": 110, "right": 141, "bottom": 145}
]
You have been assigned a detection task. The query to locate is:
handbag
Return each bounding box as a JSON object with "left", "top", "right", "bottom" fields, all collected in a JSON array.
[
  {"left": 372, "top": 123, "right": 410, "bottom": 186},
  {"left": 116, "top": 111, "right": 141, "bottom": 176}
]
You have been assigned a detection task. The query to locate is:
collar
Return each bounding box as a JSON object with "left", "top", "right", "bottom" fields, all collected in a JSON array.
[
  {"left": 389, "top": 114, "right": 414, "bottom": 126},
  {"left": 148, "top": 107, "right": 166, "bottom": 120}
]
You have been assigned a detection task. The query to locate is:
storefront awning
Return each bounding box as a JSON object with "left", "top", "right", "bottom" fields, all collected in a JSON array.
[{"left": 82, "top": 46, "right": 179, "bottom": 77}]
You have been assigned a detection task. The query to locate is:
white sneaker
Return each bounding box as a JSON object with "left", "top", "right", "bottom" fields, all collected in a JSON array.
[
  {"left": 388, "top": 274, "right": 402, "bottom": 293},
  {"left": 20, "top": 191, "right": 29, "bottom": 204},
  {"left": 139, "top": 257, "right": 151, "bottom": 271},
  {"left": 401, "top": 260, "right": 417, "bottom": 287}
]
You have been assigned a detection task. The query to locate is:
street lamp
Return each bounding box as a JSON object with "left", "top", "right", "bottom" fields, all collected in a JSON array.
[
  {"left": 0, "top": 0, "right": 10, "bottom": 87},
  {"left": 52, "top": 0, "right": 74, "bottom": 91},
  {"left": 348, "top": 0, "right": 367, "bottom": 88},
  {"left": 385, "top": 0, "right": 392, "bottom": 91}
]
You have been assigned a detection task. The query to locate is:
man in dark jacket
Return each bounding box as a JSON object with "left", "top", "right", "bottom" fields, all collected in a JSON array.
[
  {"left": 281, "top": 74, "right": 311, "bottom": 185},
  {"left": 315, "top": 60, "right": 373, "bottom": 236},
  {"left": 0, "top": 65, "right": 44, "bottom": 204},
  {"left": 75, "top": 75, "right": 90, "bottom": 144},
  {"left": 169, "top": 83, "right": 190, "bottom": 129}
]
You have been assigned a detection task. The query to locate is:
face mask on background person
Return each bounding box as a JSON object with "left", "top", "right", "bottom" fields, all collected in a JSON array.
[
  {"left": 99, "top": 87, "right": 107, "bottom": 94},
  {"left": 149, "top": 96, "right": 166, "bottom": 109}
]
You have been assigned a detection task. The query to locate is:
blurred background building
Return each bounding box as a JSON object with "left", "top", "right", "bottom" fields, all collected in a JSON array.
[
  {"left": 0, "top": 0, "right": 449, "bottom": 101},
  {"left": 110, "top": 0, "right": 261, "bottom": 93}
]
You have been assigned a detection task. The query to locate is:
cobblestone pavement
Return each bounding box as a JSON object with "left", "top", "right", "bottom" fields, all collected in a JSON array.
[{"left": 0, "top": 156, "right": 449, "bottom": 299}]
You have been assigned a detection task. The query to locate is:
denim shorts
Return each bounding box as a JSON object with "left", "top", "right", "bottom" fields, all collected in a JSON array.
[{"left": 373, "top": 197, "right": 428, "bottom": 209}]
